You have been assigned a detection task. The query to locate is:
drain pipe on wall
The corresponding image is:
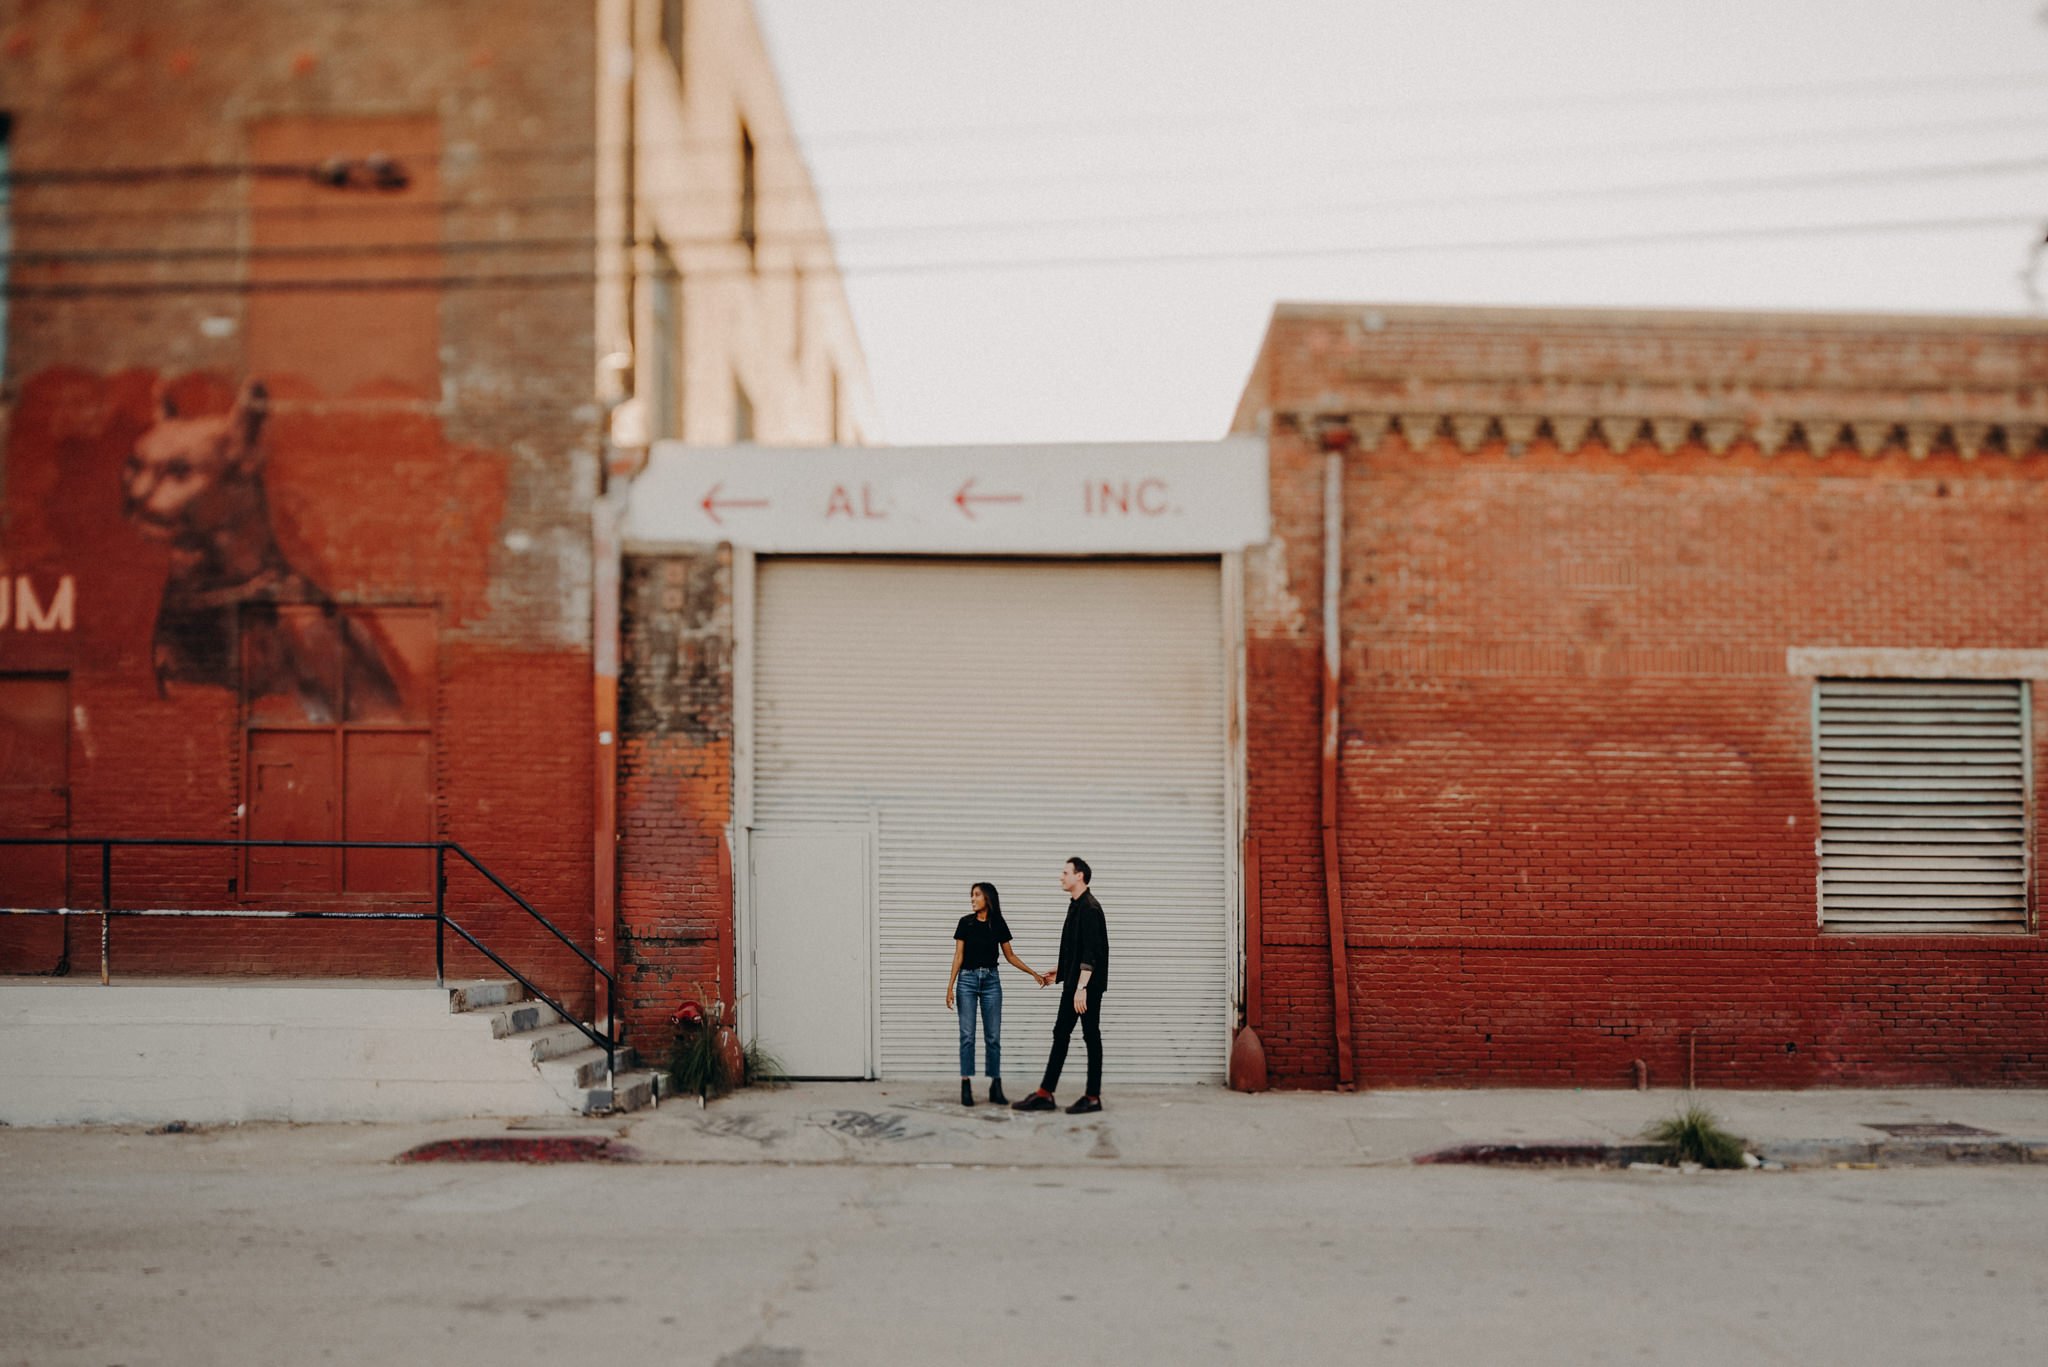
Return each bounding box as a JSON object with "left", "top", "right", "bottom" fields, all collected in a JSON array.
[
  {"left": 592, "top": 0, "right": 642, "bottom": 1070},
  {"left": 593, "top": 400, "right": 649, "bottom": 1067},
  {"left": 592, "top": 486, "right": 626, "bottom": 1058},
  {"left": 1321, "top": 433, "right": 1357, "bottom": 1090}
]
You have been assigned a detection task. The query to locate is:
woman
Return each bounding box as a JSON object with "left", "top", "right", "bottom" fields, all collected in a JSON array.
[{"left": 944, "top": 881, "right": 1045, "bottom": 1107}]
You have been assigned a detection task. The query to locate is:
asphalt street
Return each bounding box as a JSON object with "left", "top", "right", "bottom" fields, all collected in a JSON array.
[{"left": 2, "top": 1112, "right": 2045, "bottom": 1367}]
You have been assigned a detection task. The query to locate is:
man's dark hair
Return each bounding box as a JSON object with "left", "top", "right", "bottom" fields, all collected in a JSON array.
[{"left": 1065, "top": 856, "right": 1091, "bottom": 885}]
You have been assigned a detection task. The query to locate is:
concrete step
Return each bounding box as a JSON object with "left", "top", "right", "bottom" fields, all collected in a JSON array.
[
  {"left": 447, "top": 979, "right": 527, "bottom": 1013},
  {"left": 580, "top": 1069, "right": 661, "bottom": 1115},
  {"left": 524, "top": 1022, "right": 607, "bottom": 1064},
  {"left": 484, "top": 999, "right": 563, "bottom": 1038},
  {"left": 456, "top": 984, "right": 644, "bottom": 1117},
  {"left": 539, "top": 1043, "right": 643, "bottom": 1090}
]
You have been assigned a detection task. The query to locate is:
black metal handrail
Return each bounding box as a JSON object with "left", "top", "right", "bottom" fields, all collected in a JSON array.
[{"left": 0, "top": 837, "right": 617, "bottom": 1080}]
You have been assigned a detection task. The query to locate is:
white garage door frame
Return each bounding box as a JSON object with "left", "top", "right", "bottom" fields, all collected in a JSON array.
[{"left": 729, "top": 548, "right": 1248, "bottom": 1081}]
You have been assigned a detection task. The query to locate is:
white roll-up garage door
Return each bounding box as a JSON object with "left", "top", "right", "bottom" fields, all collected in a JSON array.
[{"left": 752, "top": 558, "right": 1229, "bottom": 1083}]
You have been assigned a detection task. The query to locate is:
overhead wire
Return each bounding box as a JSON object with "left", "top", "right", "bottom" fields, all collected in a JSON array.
[
  {"left": 5, "top": 67, "right": 2043, "bottom": 299},
  {"left": 5, "top": 148, "right": 2046, "bottom": 267},
  {"left": 800, "top": 111, "right": 2048, "bottom": 204},
  {"left": 6, "top": 211, "right": 2036, "bottom": 298},
  {"left": 801, "top": 153, "right": 2048, "bottom": 242},
  {"left": 771, "top": 67, "right": 2048, "bottom": 150},
  {"left": 4, "top": 70, "right": 2048, "bottom": 212}
]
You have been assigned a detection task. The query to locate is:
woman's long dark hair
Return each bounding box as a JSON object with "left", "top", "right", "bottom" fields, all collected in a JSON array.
[{"left": 972, "top": 881, "right": 1002, "bottom": 920}]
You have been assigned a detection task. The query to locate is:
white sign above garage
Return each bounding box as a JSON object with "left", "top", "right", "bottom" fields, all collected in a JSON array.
[{"left": 622, "top": 438, "right": 1269, "bottom": 554}]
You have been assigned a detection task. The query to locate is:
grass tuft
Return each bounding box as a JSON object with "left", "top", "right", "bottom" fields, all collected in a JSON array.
[
  {"left": 743, "top": 1037, "right": 788, "bottom": 1088},
  {"left": 1644, "top": 1099, "right": 1749, "bottom": 1169}
]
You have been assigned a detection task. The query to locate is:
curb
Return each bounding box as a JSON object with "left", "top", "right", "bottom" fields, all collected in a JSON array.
[
  {"left": 1414, "top": 1137, "right": 2048, "bottom": 1169},
  {"left": 1414, "top": 1142, "right": 1670, "bottom": 1167},
  {"left": 1757, "top": 1138, "right": 2048, "bottom": 1168}
]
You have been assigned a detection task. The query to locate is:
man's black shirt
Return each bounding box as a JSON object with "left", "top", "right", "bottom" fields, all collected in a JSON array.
[{"left": 1053, "top": 890, "right": 1108, "bottom": 994}]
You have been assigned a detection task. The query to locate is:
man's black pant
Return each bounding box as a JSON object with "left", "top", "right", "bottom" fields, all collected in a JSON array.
[{"left": 1040, "top": 991, "right": 1103, "bottom": 1097}]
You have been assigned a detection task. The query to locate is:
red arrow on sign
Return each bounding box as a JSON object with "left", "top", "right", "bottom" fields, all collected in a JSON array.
[
  {"left": 700, "top": 482, "right": 771, "bottom": 525},
  {"left": 953, "top": 478, "right": 1025, "bottom": 519}
]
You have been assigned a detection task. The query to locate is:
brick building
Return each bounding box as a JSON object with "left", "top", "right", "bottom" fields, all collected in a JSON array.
[
  {"left": 0, "top": 0, "right": 872, "bottom": 1017},
  {"left": 612, "top": 304, "right": 2046, "bottom": 1091},
  {"left": 5, "top": 4, "right": 2041, "bottom": 1096},
  {"left": 1234, "top": 304, "right": 2048, "bottom": 1088}
]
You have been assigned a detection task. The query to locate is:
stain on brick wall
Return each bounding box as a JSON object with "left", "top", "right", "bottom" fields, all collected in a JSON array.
[{"left": 616, "top": 550, "right": 735, "bottom": 1048}]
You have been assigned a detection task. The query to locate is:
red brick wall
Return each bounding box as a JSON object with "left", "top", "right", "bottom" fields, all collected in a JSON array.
[
  {"left": 1248, "top": 413, "right": 2048, "bottom": 1088},
  {"left": 615, "top": 551, "right": 736, "bottom": 1050}
]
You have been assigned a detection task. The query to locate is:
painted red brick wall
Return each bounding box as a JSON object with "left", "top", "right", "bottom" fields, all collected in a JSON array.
[
  {"left": 1242, "top": 309, "right": 2048, "bottom": 1088},
  {"left": 0, "top": 3, "right": 599, "bottom": 1009}
]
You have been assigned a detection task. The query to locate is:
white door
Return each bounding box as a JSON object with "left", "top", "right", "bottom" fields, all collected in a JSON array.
[
  {"left": 753, "top": 558, "right": 1230, "bottom": 1083},
  {"left": 748, "top": 824, "right": 872, "bottom": 1078}
]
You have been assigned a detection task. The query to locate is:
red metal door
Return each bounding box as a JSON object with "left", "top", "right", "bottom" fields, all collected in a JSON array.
[
  {"left": 246, "top": 731, "right": 338, "bottom": 894},
  {"left": 0, "top": 677, "right": 70, "bottom": 970},
  {"left": 342, "top": 730, "right": 432, "bottom": 893}
]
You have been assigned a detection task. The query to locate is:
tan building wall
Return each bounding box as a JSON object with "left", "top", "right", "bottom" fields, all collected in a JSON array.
[{"left": 600, "top": 0, "right": 877, "bottom": 448}]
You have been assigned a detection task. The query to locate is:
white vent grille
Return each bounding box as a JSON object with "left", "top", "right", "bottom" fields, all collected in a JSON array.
[{"left": 1817, "top": 679, "right": 2031, "bottom": 933}]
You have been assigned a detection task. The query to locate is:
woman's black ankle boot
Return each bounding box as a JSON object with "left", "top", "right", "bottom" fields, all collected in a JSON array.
[
  {"left": 988, "top": 1079, "right": 1007, "bottom": 1106},
  {"left": 961, "top": 1079, "right": 975, "bottom": 1107}
]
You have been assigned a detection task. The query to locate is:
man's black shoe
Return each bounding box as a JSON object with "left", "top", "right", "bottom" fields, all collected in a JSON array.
[
  {"left": 1011, "top": 1090, "right": 1057, "bottom": 1112},
  {"left": 1064, "top": 1095, "right": 1102, "bottom": 1115}
]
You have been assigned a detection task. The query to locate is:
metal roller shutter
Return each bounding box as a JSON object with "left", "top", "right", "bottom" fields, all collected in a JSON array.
[
  {"left": 753, "top": 558, "right": 1229, "bottom": 1082},
  {"left": 1817, "top": 679, "right": 2031, "bottom": 933}
]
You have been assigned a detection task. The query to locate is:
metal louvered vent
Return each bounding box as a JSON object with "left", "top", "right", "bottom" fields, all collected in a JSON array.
[{"left": 1817, "top": 679, "right": 2031, "bottom": 933}]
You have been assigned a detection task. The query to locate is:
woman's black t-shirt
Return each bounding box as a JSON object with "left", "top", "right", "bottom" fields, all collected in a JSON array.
[{"left": 953, "top": 912, "right": 1012, "bottom": 971}]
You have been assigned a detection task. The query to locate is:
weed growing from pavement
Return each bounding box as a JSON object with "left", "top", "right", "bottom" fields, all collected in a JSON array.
[
  {"left": 1645, "top": 1099, "right": 1749, "bottom": 1169},
  {"left": 743, "top": 1037, "right": 787, "bottom": 1088}
]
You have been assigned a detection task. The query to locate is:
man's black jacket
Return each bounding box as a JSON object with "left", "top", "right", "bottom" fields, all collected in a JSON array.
[{"left": 1052, "top": 889, "right": 1109, "bottom": 995}]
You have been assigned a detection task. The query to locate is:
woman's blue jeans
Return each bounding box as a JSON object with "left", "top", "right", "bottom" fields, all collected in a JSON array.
[{"left": 956, "top": 967, "right": 1001, "bottom": 1077}]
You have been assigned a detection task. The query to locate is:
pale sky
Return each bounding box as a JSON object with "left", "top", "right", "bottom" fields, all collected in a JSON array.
[{"left": 755, "top": 1, "right": 2048, "bottom": 446}]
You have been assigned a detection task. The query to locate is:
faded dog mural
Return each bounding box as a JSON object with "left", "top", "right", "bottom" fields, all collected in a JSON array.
[{"left": 121, "top": 378, "right": 401, "bottom": 722}]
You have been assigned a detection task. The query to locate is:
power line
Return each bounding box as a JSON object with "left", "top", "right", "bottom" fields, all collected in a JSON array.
[
  {"left": 6, "top": 211, "right": 2033, "bottom": 297},
  {"left": 49, "top": 66, "right": 2045, "bottom": 178},
  {"left": 9, "top": 68, "right": 2048, "bottom": 190},
  {"left": 755, "top": 67, "right": 2048, "bottom": 150},
  {"left": 7, "top": 151, "right": 2044, "bottom": 267},
  {"left": 833, "top": 213, "right": 2048, "bottom": 277},
  {"left": 819, "top": 154, "right": 2048, "bottom": 243},
  {"left": 3, "top": 235, "right": 602, "bottom": 269},
  {"left": 804, "top": 112, "right": 2048, "bottom": 203},
  {"left": 8, "top": 111, "right": 2046, "bottom": 231}
]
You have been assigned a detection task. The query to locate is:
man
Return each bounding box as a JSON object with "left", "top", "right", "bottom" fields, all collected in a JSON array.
[{"left": 1012, "top": 856, "right": 1109, "bottom": 1114}]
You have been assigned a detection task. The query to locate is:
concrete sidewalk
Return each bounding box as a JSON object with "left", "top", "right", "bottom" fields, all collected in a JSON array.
[
  {"left": 7, "top": 1080, "right": 2046, "bottom": 1172},
  {"left": 585, "top": 1081, "right": 2048, "bottom": 1170}
]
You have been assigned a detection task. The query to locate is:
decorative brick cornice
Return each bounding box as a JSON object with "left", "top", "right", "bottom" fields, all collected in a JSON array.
[
  {"left": 1239, "top": 304, "right": 2048, "bottom": 461},
  {"left": 1301, "top": 410, "right": 2048, "bottom": 460}
]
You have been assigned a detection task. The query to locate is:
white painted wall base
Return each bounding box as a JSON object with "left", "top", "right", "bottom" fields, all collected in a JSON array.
[{"left": 0, "top": 979, "right": 582, "bottom": 1126}]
